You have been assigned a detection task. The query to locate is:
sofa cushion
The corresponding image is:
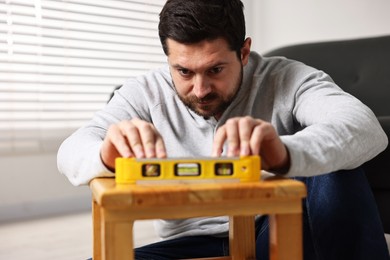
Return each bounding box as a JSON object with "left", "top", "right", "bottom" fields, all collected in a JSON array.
[{"left": 264, "top": 36, "right": 390, "bottom": 117}]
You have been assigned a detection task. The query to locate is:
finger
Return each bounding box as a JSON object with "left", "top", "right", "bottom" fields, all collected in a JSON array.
[
  {"left": 212, "top": 126, "right": 227, "bottom": 157},
  {"left": 138, "top": 123, "right": 158, "bottom": 158},
  {"left": 119, "top": 121, "right": 145, "bottom": 158},
  {"left": 107, "top": 124, "right": 133, "bottom": 158},
  {"left": 251, "top": 121, "right": 281, "bottom": 154},
  {"left": 100, "top": 124, "right": 133, "bottom": 170},
  {"left": 130, "top": 118, "right": 167, "bottom": 158},
  {"left": 225, "top": 119, "right": 240, "bottom": 157},
  {"left": 238, "top": 117, "right": 255, "bottom": 156},
  {"left": 249, "top": 122, "right": 269, "bottom": 156},
  {"left": 254, "top": 124, "right": 289, "bottom": 170},
  {"left": 155, "top": 136, "right": 167, "bottom": 158}
]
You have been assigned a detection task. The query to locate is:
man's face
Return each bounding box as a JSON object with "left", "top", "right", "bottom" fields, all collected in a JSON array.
[{"left": 167, "top": 38, "right": 251, "bottom": 119}]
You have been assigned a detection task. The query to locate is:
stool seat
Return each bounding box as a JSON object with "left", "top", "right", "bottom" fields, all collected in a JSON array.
[{"left": 90, "top": 176, "right": 306, "bottom": 260}]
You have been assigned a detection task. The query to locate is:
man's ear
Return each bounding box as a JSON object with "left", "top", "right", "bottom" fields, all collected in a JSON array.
[{"left": 240, "top": 37, "right": 252, "bottom": 65}]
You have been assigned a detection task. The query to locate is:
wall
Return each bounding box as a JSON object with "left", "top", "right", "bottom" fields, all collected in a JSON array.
[
  {"left": 0, "top": 152, "right": 91, "bottom": 222},
  {"left": 2, "top": 0, "right": 390, "bottom": 222},
  {"left": 247, "top": 0, "right": 390, "bottom": 53}
]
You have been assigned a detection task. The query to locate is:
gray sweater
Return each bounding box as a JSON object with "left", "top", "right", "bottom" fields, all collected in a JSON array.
[{"left": 57, "top": 52, "right": 388, "bottom": 239}]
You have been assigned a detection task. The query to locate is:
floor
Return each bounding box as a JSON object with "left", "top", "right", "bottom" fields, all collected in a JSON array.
[
  {"left": 0, "top": 211, "right": 159, "bottom": 260},
  {"left": 1, "top": 211, "right": 389, "bottom": 260}
]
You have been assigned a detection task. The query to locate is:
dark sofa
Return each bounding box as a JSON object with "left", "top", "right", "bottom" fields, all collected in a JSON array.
[{"left": 264, "top": 35, "right": 390, "bottom": 236}]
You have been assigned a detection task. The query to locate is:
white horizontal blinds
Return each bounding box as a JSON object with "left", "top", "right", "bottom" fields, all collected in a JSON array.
[{"left": 0, "top": 0, "right": 166, "bottom": 155}]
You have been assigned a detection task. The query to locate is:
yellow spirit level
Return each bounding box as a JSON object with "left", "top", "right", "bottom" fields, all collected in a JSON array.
[{"left": 115, "top": 156, "right": 261, "bottom": 184}]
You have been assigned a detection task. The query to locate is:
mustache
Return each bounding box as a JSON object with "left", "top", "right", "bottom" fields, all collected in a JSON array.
[{"left": 189, "top": 93, "right": 218, "bottom": 103}]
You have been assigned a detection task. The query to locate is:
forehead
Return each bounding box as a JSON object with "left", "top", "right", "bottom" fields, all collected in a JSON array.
[{"left": 166, "top": 38, "right": 237, "bottom": 69}]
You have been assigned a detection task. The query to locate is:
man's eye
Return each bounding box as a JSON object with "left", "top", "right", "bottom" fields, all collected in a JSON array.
[
  {"left": 178, "top": 69, "right": 191, "bottom": 76},
  {"left": 209, "top": 67, "right": 223, "bottom": 74}
]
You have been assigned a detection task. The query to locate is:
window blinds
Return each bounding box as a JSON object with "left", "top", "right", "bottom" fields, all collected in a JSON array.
[{"left": 0, "top": 0, "right": 166, "bottom": 155}]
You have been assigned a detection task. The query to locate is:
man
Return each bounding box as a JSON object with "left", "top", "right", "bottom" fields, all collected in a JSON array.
[{"left": 57, "top": 0, "right": 390, "bottom": 259}]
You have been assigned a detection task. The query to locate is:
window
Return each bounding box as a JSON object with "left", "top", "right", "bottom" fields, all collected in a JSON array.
[{"left": 0, "top": 0, "right": 166, "bottom": 155}]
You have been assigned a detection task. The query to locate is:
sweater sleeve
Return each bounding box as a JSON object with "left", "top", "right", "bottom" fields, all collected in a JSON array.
[
  {"left": 57, "top": 78, "right": 151, "bottom": 186},
  {"left": 280, "top": 70, "right": 388, "bottom": 177},
  {"left": 57, "top": 67, "right": 172, "bottom": 186},
  {"left": 57, "top": 130, "right": 114, "bottom": 186}
]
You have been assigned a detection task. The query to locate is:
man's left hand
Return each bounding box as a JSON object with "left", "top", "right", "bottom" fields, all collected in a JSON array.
[{"left": 212, "top": 116, "right": 290, "bottom": 173}]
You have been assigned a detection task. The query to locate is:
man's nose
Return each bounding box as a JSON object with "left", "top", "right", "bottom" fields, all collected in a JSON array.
[{"left": 193, "top": 75, "right": 211, "bottom": 99}]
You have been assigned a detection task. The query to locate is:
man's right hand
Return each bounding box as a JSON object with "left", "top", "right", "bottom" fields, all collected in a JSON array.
[{"left": 100, "top": 118, "right": 167, "bottom": 170}]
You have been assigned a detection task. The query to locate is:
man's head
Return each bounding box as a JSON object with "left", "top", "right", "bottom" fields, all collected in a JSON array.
[
  {"left": 168, "top": 37, "right": 251, "bottom": 119},
  {"left": 159, "top": 0, "right": 251, "bottom": 120},
  {"left": 158, "top": 0, "right": 246, "bottom": 59}
]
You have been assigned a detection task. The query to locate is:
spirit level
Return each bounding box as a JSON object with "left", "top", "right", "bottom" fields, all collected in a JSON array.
[{"left": 115, "top": 156, "right": 261, "bottom": 184}]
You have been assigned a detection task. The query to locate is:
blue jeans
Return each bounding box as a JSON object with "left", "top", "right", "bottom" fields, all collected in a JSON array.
[{"left": 134, "top": 168, "right": 390, "bottom": 260}]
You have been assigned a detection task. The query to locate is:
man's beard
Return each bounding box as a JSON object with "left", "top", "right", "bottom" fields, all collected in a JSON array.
[{"left": 176, "top": 67, "right": 243, "bottom": 119}]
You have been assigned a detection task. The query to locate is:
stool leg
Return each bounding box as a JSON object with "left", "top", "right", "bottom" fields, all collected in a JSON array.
[
  {"left": 269, "top": 213, "right": 303, "bottom": 260},
  {"left": 229, "top": 216, "right": 256, "bottom": 260},
  {"left": 101, "top": 210, "right": 134, "bottom": 260},
  {"left": 93, "top": 199, "right": 102, "bottom": 260}
]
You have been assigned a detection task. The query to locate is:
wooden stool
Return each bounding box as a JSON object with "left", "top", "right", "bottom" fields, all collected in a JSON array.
[{"left": 90, "top": 177, "right": 306, "bottom": 260}]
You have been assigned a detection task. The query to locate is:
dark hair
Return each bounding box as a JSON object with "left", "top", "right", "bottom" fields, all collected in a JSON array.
[{"left": 158, "top": 0, "right": 246, "bottom": 58}]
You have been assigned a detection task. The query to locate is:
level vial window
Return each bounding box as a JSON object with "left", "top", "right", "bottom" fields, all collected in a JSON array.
[
  {"left": 142, "top": 164, "right": 161, "bottom": 177},
  {"left": 215, "top": 163, "right": 233, "bottom": 176},
  {"left": 175, "top": 163, "right": 201, "bottom": 176}
]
